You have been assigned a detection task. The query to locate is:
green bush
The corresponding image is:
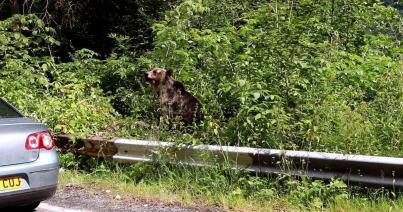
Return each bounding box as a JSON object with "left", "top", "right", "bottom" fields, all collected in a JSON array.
[
  {"left": 0, "top": 15, "right": 115, "bottom": 137},
  {"left": 0, "top": 1, "right": 401, "bottom": 156},
  {"left": 123, "top": 0, "right": 402, "bottom": 155}
]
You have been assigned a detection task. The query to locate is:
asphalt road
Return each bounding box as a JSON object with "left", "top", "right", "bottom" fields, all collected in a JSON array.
[{"left": 34, "top": 184, "right": 219, "bottom": 212}]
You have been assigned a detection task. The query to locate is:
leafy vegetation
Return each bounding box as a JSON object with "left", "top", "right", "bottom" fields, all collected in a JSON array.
[
  {"left": 1, "top": 1, "right": 401, "bottom": 155},
  {"left": 1, "top": 1, "right": 402, "bottom": 210},
  {"left": 0, "top": 15, "right": 115, "bottom": 136},
  {"left": 142, "top": 0, "right": 402, "bottom": 155}
]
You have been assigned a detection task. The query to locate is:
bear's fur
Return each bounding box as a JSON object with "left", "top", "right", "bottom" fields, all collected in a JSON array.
[{"left": 145, "top": 68, "right": 203, "bottom": 124}]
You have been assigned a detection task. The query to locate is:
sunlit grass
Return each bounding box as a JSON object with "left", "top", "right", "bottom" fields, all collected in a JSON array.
[
  {"left": 58, "top": 168, "right": 403, "bottom": 212},
  {"left": 58, "top": 169, "right": 291, "bottom": 211}
]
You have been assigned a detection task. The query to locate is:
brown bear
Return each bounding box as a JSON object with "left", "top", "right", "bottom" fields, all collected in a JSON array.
[{"left": 145, "top": 68, "right": 203, "bottom": 124}]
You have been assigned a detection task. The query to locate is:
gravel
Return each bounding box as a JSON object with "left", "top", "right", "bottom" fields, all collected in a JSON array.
[{"left": 44, "top": 184, "right": 221, "bottom": 212}]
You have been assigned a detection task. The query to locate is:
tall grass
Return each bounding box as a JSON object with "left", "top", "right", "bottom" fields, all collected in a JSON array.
[{"left": 59, "top": 153, "right": 403, "bottom": 211}]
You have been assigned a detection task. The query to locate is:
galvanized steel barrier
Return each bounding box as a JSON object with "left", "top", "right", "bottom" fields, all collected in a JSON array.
[{"left": 56, "top": 135, "right": 403, "bottom": 188}]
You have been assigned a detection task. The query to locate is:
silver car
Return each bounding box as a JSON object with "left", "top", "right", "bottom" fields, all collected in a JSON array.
[{"left": 0, "top": 98, "right": 59, "bottom": 210}]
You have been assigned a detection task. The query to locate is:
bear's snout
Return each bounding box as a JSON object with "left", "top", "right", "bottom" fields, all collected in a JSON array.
[{"left": 145, "top": 72, "right": 154, "bottom": 82}]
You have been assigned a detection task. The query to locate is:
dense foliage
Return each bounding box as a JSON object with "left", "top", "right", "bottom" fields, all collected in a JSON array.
[
  {"left": 147, "top": 0, "right": 403, "bottom": 155},
  {"left": 0, "top": 15, "right": 115, "bottom": 136},
  {"left": 0, "top": 0, "right": 402, "bottom": 156},
  {"left": 0, "top": 0, "right": 177, "bottom": 58}
]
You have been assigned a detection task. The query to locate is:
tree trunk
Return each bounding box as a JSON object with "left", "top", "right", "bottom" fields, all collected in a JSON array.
[{"left": 9, "top": 0, "right": 24, "bottom": 14}]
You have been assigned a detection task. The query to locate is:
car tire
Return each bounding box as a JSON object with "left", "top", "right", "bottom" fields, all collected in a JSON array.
[{"left": 18, "top": 201, "right": 40, "bottom": 211}]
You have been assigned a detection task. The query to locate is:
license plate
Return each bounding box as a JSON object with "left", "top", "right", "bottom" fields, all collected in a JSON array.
[{"left": 0, "top": 177, "right": 22, "bottom": 191}]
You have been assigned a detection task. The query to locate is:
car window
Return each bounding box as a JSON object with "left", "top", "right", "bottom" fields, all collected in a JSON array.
[{"left": 0, "top": 99, "right": 23, "bottom": 118}]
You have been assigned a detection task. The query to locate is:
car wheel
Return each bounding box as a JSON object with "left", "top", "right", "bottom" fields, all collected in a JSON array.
[{"left": 17, "top": 201, "right": 40, "bottom": 211}]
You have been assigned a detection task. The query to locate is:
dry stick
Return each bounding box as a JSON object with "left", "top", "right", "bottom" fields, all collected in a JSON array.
[
  {"left": 28, "top": 0, "right": 35, "bottom": 13},
  {"left": 275, "top": 0, "right": 279, "bottom": 30},
  {"left": 330, "top": 0, "right": 335, "bottom": 44},
  {"left": 22, "top": 0, "right": 26, "bottom": 13},
  {"left": 288, "top": 0, "right": 293, "bottom": 24},
  {"left": 42, "top": 0, "right": 50, "bottom": 22}
]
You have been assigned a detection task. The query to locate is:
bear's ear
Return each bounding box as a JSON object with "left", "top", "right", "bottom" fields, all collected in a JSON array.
[{"left": 166, "top": 68, "right": 173, "bottom": 77}]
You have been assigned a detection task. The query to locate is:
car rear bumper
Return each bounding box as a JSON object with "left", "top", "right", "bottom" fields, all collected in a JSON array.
[
  {"left": 0, "top": 149, "right": 59, "bottom": 207},
  {"left": 0, "top": 184, "right": 57, "bottom": 207}
]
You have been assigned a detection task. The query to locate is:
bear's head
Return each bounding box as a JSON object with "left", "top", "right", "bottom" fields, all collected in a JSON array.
[{"left": 145, "top": 68, "right": 172, "bottom": 90}]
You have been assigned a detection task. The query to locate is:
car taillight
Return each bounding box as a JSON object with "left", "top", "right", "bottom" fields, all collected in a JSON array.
[{"left": 25, "top": 130, "right": 55, "bottom": 150}]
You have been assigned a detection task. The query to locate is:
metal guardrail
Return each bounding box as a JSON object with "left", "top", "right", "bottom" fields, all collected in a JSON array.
[
  {"left": 56, "top": 135, "right": 403, "bottom": 188},
  {"left": 57, "top": 134, "right": 117, "bottom": 157}
]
